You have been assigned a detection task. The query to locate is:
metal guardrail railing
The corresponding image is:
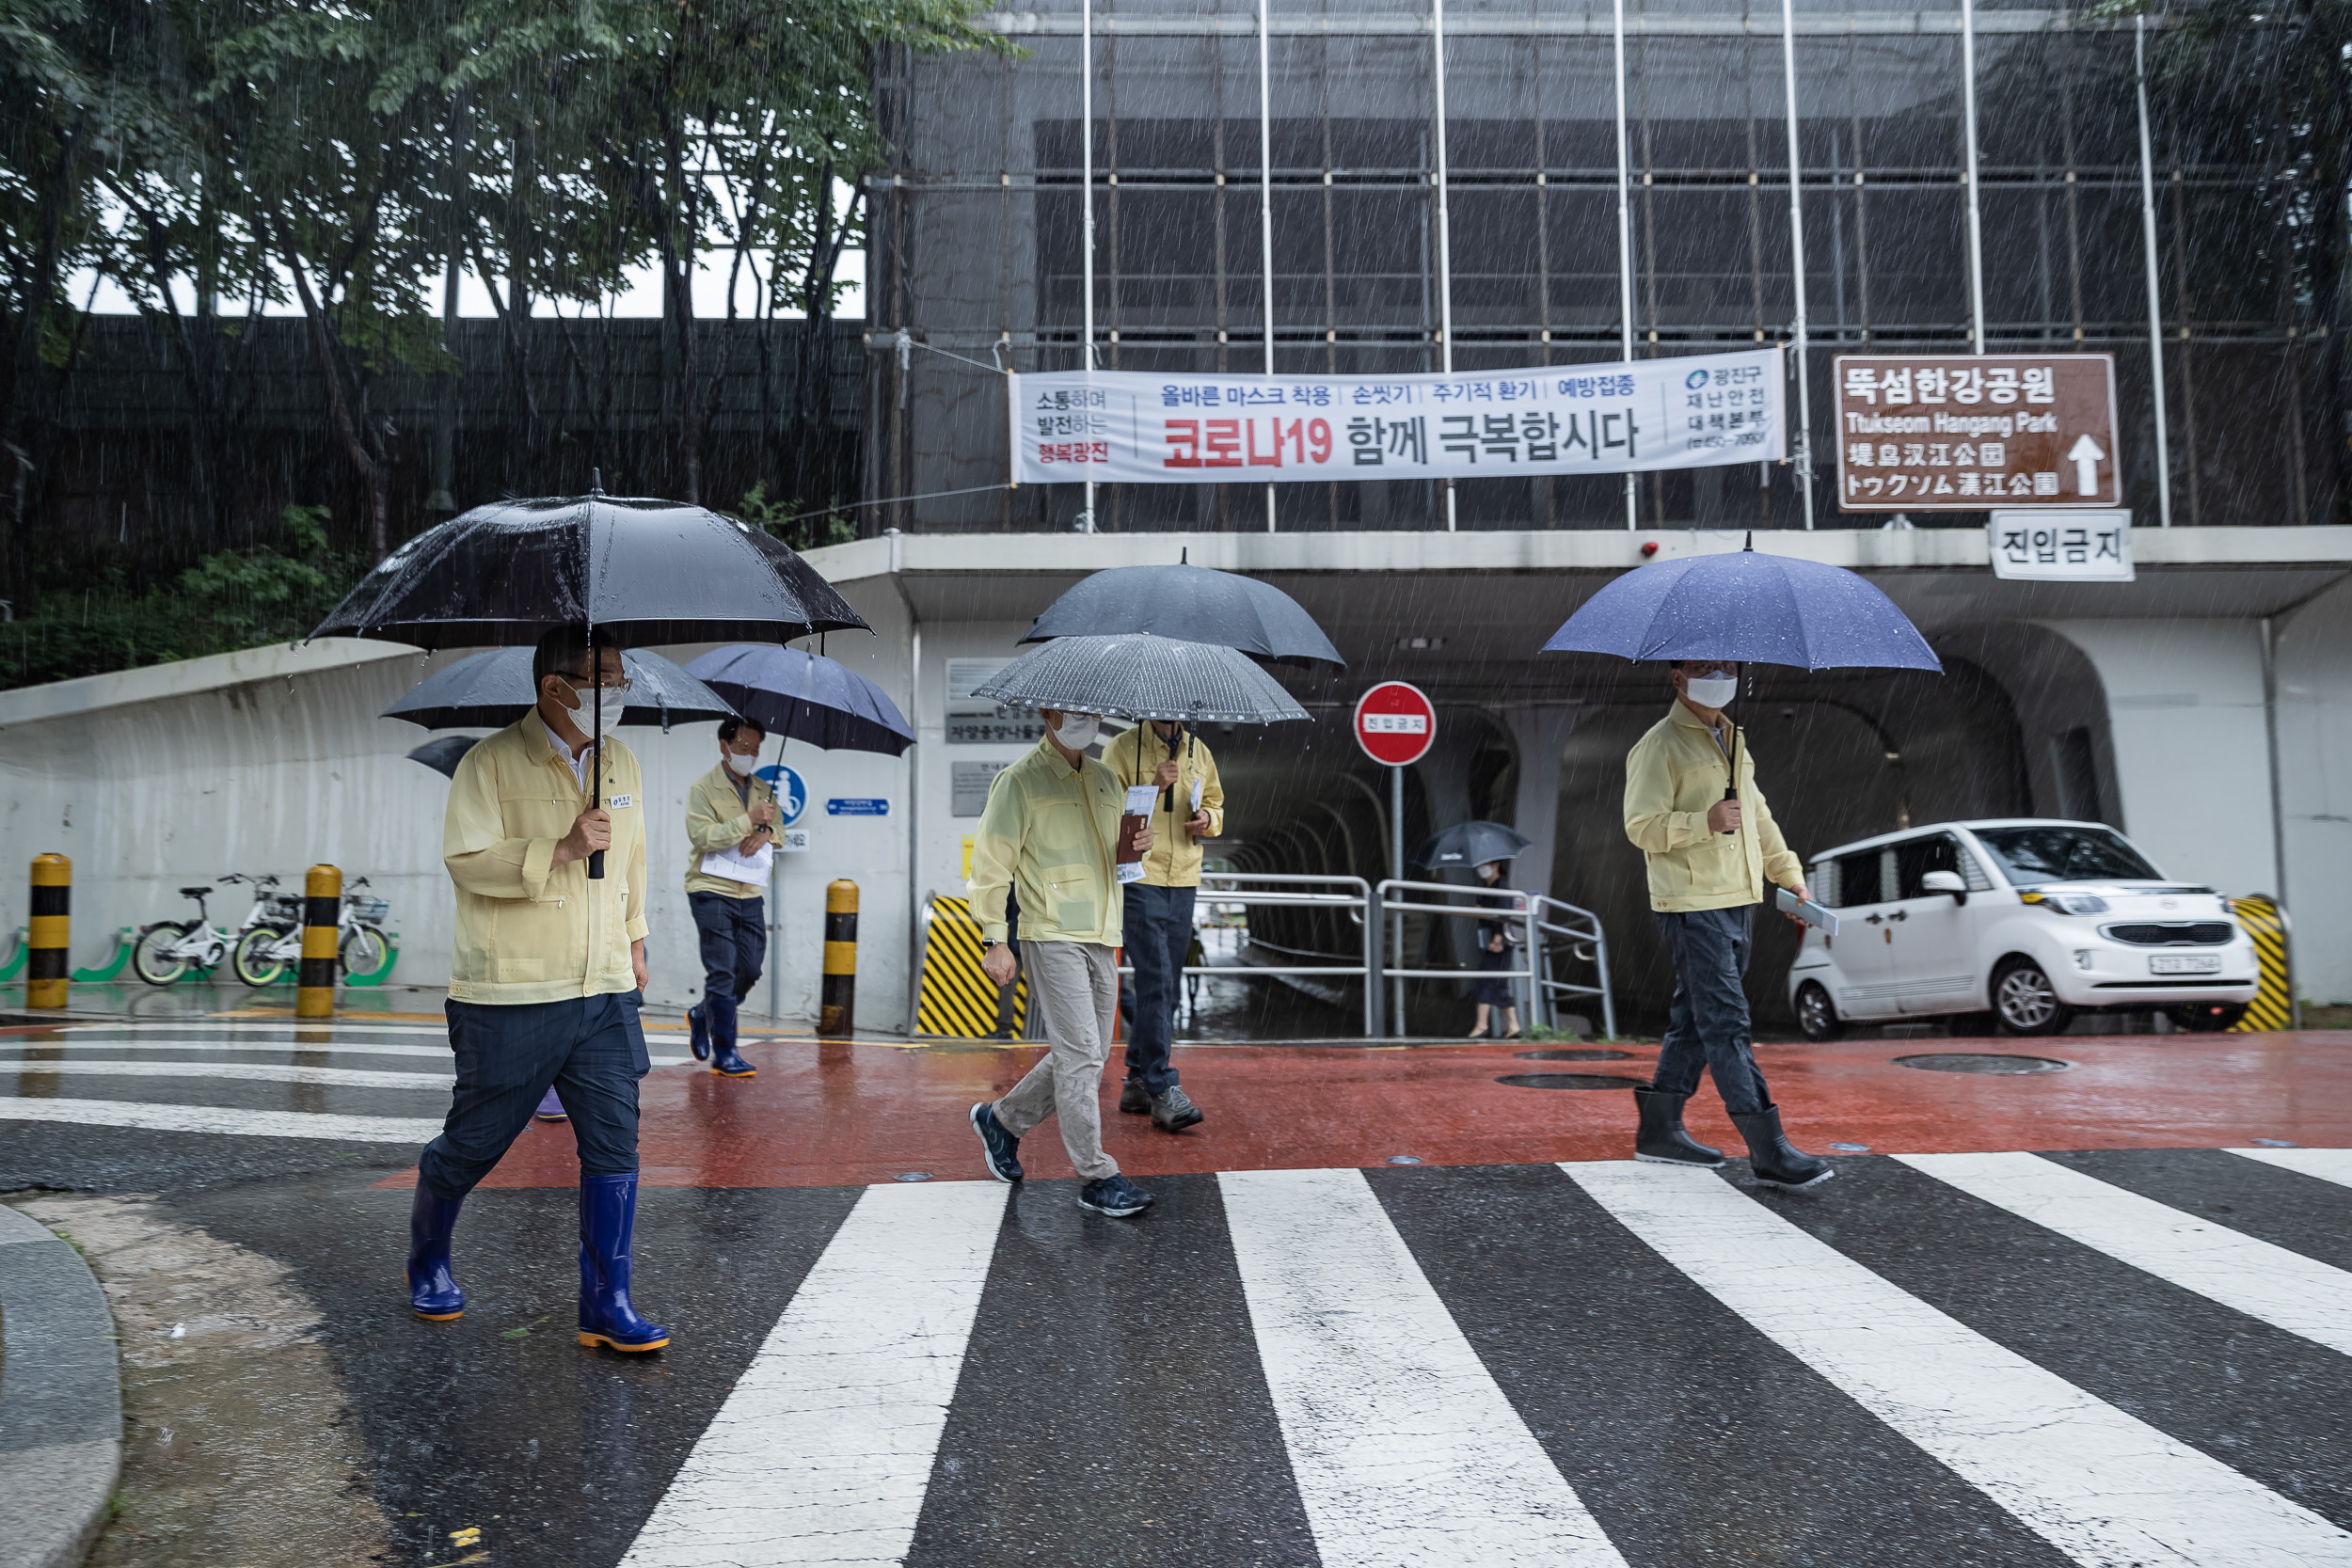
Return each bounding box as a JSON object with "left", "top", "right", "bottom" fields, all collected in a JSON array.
[
  {"left": 1530, "top": 894, "right": 1618, "bottom": 1041},
  {"left": 1159, "top": 872, "right": 1378, "bottom": 1037}
]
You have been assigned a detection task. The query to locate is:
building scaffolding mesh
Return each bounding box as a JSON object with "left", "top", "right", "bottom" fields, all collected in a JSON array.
[{"left": 868, "top": 2, "right": 2340, "bottom": 534}]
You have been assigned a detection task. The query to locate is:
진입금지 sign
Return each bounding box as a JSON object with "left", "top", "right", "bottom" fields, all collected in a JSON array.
[
  {"left": 1834, "top": 354, "right": 2119, "bottom": 512},
  {"left": 1988, "top": 510, "right": 2134, "bottom": 582},
  {"left": 1008, "top": 349, "right": 1784, "bottom": 486}
]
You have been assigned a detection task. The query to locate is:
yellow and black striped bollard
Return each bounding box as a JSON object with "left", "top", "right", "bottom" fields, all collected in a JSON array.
[
  {"left": 296, "top": 863, "right": 342, "bottom": 1020},
  {"left": 2228, "top": 894, "right": 2295, "bottom": 1033},
  {"left": 27, "top": 853, "right": 70, "bottom": 1009},
  {"left": 820, "top": 879, "right": 858, "bottom": 1037}
]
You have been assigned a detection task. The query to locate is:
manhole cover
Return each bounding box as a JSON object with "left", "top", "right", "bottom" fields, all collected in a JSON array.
[
  {"left": 1514, "top": 1048, "right": 1636, "bottom": 1061},
  {"left": 1495, "top": 1073, "right": 1645, "bottom": 1091},
  {"left": 1893, "top": 1053, "right": 2070, "bottom": 1075}
]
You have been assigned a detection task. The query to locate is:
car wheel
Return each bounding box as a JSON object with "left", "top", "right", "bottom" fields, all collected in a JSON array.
[
  {"left": 2169, "top": 1002, "right": 2248, "bottom": 1034},
  {"left": 132, "top": 923, "right": 192, "bottom": 987},
  {"left": 1992, "top": 958, "right": 2074, "bottom": 1037},
  {"left": 1795, "top": 981, "right": 1843, "bottom": 1042}
]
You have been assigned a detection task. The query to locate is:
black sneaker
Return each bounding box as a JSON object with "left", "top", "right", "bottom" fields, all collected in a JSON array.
[
  {"left": 970, "top": 1101, "right": 1024, "bottom": 1183},
  {"left": 1077, "top": 1173, "right": 1154, "bottom": 1216}
]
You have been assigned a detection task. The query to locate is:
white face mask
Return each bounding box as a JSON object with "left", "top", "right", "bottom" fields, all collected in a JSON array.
[
  {"left": 1050, "top": 712, "right": 1100, "bottom": 751},
  {"left": 1684, "top": 673, "right": 1739, "bottom": 709},
  {"left": 725, "top": 751, "right": 760, "bottom": 776}
]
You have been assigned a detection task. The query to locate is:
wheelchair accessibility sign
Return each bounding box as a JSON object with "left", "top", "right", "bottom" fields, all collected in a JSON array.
[{"left": 755, "top": 765, "right": 808, "bottom": 827}]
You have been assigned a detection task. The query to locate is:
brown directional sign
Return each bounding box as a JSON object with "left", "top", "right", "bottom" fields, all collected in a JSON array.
[{"left": 1832, "top": 354, "right": 2120, "bottom": 512}]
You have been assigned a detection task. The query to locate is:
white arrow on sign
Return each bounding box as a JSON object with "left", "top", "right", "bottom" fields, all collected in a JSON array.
[{"left": 2066, "top": 434, "right": 2106, "bottom": 497}]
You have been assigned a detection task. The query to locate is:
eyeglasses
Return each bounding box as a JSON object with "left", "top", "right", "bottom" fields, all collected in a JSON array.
[{"left": 563, "top": 672, "right": 634, "bottom": 698}]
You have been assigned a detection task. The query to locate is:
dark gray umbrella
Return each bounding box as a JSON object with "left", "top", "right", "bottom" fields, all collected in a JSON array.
[
  {"left": 406, "top": 736, "right": 481, "bottom": 779},
  {"left": 1021, "top": 561, "right": 1344, "bottom": 669},
  {"left": 1413, "top": 820, "right": 1534, "bottom": 870},
  {"left": 972, "top": 633, "right": 1310, "bottom": 723},
  {"left": 683, "top": 645, "right": 914, "bottom": 756},
  {"left": 383, "top": 648, "right": 735, "bottom": 732}
]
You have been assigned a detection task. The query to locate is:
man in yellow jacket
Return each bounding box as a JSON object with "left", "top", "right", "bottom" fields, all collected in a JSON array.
[
  {"left": 405, "top": 625, "right": 669, "bottom": 1353},
  {"left": 1622, "top": 658, "right": 1831, "bottom": 1190},
  {"left": 681, "top": 717, "right": 779, "bottom": 1078},
  {"left": 1100, "top": 719, "right": 1221, "bottom": 1132},
  {"left": 965, "top": 707, "right": 1157, "bottom": 1217}
]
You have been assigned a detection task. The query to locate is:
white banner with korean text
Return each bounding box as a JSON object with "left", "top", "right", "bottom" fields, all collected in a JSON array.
[{"left": 1008, "top": 349, "right": 1784, "bottom": 485}]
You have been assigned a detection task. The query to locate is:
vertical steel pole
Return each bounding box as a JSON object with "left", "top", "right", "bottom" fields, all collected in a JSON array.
[
  {"left": 1780, "top": 0, "right": 1815, "bottom": 529},
  {"left": 1961, "top": 0, "right": 1987, "bottom": 356},
  {"left": 1433, "top": 0, "right": 1457, "bottom": 531},
  {"left": 1390, "top": 764, "right": 1406, "bottom": 1035},
  {"left": 1613, "top": 0, "right": 1638, "bottom": 528},
  {"left": 1262, "top": 0, "right": 1279, "bottom": 532},
  {"left": 2136, "top": 15, "right": 2174, "bottom": 527},
  {"left": 1080, "top": 0, "right": 1099, "bottom": 532}
]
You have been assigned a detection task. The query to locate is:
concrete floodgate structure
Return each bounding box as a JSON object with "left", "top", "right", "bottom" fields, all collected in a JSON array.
[{"left": 3, "top": 523, "right": 2349, "bottom": 1030}]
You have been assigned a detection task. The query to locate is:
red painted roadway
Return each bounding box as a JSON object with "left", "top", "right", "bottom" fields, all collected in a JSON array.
[{"left": 373, "top": 1029, "right": 2352, "bottom": 1191}]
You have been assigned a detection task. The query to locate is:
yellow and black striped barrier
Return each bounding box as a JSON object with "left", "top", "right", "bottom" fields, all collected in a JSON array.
[
  {"left": 819, "top": 879, "right": 858, "bottom": 1037},
  {"left": 2230, "top": 894, "right": 2294, "bottom": 1033},
  {"left": 27, "top": 853, "right": 70, "bottom": 1009},
  {"left": 915, "top": 895, "right": 1030, "bottom": 1039},
  {"left": 296, "top": 863, "right": 342, "bottom": 1020}
]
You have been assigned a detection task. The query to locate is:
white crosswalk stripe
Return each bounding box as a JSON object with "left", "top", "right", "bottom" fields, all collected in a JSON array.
[
  {"left": 2, "top": 1038, "right": 691, "bottom": 1068},
  {"left": 1899, "top": 1150, "right": 2352, "bottom": 1357},
  {"left": 1221, "top": 1167, "right": 1628, "bottom": 1568},
  {"left": 0, "top": 1096, "right": 444, "bottom": 1143},
  {"left": 2231, "top": 1145, "right": 2352, "bottom": 1190},
  {"left": 1565, "top": 1158, "right": 2352, "bottom": 1568},
  {"left": 619, "top": 1180, "right": 1008, "bottom": 1568}
]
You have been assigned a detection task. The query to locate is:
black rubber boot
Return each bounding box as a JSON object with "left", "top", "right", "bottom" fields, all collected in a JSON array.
[
  {"left": 1631, "top": 1084, "right": 1723, "bottom": 1168},
  {"left": 1728, "top": 1104, "right": 1836, "bottom": 1190}
]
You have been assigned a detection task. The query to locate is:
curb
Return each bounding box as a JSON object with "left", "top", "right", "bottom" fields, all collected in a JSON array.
[{"left": 0, "top": 1203, "right": 121, "bottom": 1568}]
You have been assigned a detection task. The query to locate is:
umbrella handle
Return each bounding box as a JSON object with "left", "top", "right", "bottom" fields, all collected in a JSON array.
[{"left": 588, "top": 625, "right": 607, "bottom": 879}]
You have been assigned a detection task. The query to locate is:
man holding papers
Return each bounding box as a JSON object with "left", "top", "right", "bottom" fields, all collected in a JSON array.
[
  {"left": 1623, "top": 659, "right": 1832, "bottom": 1189},
  {"left": 683, "top": 718, "right": 777, "bottom": 1078},
  {"left": 966, "top": 707, "right": 1158, "bottom": 1217},
  {"left": 1101, "top": 718, "right": 1223, "bottom": 1132}
]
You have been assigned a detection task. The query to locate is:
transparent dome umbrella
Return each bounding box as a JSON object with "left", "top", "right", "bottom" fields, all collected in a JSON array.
[
  {"left": 383, "top": 647, "right": 736, "bottom": 732},
  {"left": 312, "top": 483, "right": 868, "bottom": 877},
  {"left": 972, "top": 632, "right": 1311, "bottom": 724}
]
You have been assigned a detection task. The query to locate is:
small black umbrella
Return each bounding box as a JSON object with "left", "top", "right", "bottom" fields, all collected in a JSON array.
[
  {"left": 1413, "top": 820, "right": 1534, "bottom": 871},
  {"left": 684, "top": 645, "right": 914, "bottom": 756},
  {"left": 1022, "top": 560, "right": 1344, "bottom": 669},
  {"left": 383, "top": 648, "right": 736, "bottom": 732},
  {"left": 406, "top": 736, "right": 481, "bottom": 780},
  {"left": 313, "top": 483, "right": 868, "bottom": 878}
]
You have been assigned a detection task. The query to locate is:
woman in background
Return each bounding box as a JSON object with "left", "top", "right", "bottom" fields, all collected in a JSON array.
[{"left": 1467, "top": 859, "right": 1522, "bottom": 1040}]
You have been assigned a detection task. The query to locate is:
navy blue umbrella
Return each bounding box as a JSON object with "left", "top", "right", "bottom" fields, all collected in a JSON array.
[
  {"left": 1541, "top": 535, "right": 1941, "bottom": 672},
  {"left": 684, "top": 645, "right": 914, "bottom": 756}
]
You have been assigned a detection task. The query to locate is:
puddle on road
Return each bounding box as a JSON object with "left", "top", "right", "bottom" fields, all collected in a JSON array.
[{"left": 10, "top": 1193, "right": 391, "bottom": 1567}]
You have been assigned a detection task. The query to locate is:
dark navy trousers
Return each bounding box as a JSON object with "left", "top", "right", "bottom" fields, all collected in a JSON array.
[
  {"left": 690, "top": 891, "right": 768, "bottom": 1019},
  {"left": 1121, "top": 882, "right": 1197, "bottom": 1094},
  {"left": 419, "top": 990, "right": 649, "bottom": 1200},
  {"left": 1650, "top": 905, "right": 1772, "bottom": 1116}
]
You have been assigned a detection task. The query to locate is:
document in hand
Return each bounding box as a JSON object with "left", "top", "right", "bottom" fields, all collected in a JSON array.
[
  {"left": 1117, "top": 784, "right": 1159, "bottom": 883},
  {"left": 1775, "top": 885, "right": 1840, "bottom": 936},
  {"left": 702, "top": 840, "right": 775, "bottom": 884}
]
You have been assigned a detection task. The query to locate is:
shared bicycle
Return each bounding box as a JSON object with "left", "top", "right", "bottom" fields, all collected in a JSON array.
[
  {"left": 230, "top": 878, "right": 392, "bottom": 986},
  {"left": 131, "top": 874, "right": 391, "bottom": 987}
]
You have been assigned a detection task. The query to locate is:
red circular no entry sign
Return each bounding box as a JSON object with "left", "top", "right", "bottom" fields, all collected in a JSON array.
[{"left": 1354, "top": 681, "right": 1437, "bottom": 768}]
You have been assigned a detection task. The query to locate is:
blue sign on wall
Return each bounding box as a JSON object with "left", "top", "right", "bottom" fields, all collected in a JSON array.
[
  {"left": 755, "top": 765, "right": 809, "bottom": 827},
  {"left": 826, "top": 798, "right": 889, "bottom": 817}
]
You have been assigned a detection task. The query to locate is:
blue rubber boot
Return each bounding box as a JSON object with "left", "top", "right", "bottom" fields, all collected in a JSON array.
[
  {"left": 533, "top": 1086, "right": 567, "bottom": 1122},
  {"left": 707, "top": 993, "right": 755, "bottom": 1077},
  {"left": 406, "top": 1182, "right": 466, "bottom": 1321},
  {"left": 685, "top": 1004, "right": 710, "bottom": 1062},
  {"left": 577, "top": 1173, "right": 669, "bottom": 1353}
]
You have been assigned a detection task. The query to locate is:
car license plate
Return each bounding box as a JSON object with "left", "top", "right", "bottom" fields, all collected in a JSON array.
[{"left": 2150, "top": 954, "right": 2222, "bottom": 975}]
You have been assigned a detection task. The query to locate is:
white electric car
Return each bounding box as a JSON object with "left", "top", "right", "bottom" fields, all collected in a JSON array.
[{"left": 1787, "top": 818, "right": 2259, "bottom": 1039}]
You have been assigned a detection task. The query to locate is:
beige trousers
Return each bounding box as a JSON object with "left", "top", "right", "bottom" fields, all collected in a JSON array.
[{"left": 993, "top": 940, "right": 1120, "bottom": 1181}]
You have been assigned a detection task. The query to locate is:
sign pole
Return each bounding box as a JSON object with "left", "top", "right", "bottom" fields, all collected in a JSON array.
[{"left": 1390, "top": 762, "right": 1405, "bottom": 1037}]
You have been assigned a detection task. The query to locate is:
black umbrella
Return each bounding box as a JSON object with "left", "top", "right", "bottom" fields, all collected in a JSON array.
[
  {"left": 313, "top": 483, "right": 868, "bottom": 878},
  {"left": 1413, "top": 820, "right": 1533, "bottom": 870},
  {"left": 383, "top": 648, "right": 736, "bottom": 732},
  {"left": 1021, "top": 560, "right": 1344, "bottom": 669},
  {"left": 406, "top": 736, "right": 481, "bottom": 780},
  {"left": 684, "top": 645, "right": 914, "bottom": 757}
]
